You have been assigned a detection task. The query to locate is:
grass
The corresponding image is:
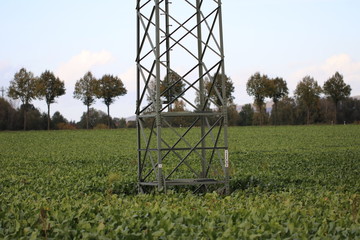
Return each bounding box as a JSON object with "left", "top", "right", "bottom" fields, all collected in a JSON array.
[{"left": 0, "top": 125, "right": 359, "bottom": 239}]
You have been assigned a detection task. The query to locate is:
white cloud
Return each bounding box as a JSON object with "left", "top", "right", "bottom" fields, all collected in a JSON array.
[
  {"left": 0, "top": 61, "right": 18, "bottom": 87},
  {"left": 322, "top": 54, "right": 360, "bottom": 79},
  {"left": 290, "top": 54, "right": 360, "bottom": 95},
  {"left": 119, "top": 66, "right": 136, "bottom": 92},
  {"left": 56, "top": 50, "right": 114, "bottom": 84},
  {"left": 0, "top": 61, "right": 9, "bottom": 70}
]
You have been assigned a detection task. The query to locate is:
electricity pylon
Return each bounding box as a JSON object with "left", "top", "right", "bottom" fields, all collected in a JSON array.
[{"left": 136, "top": 0, "right": 229, "bottom": 194}]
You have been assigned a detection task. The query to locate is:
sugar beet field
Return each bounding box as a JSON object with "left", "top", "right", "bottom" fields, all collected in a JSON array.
[{"left": 0, "top": 125, "right": 359, "bottom": 239}]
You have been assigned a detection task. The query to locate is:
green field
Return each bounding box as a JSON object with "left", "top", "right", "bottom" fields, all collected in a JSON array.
[{"left": 0, "top": 126, "right": 359, "bottom": 239}]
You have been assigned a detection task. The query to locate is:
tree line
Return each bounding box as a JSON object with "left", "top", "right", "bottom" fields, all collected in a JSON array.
[
  {"left": 1, "top": 68, "right": 359, "bottom": 131},
  {"left": 143, "top": 70, "right": 358, "bottom": 127},
  {"left": 242, "top": 71, "right": 358, "bottom": 126},
  {"left": 1, "top": 68, "right": 127, "bottom": 130}
]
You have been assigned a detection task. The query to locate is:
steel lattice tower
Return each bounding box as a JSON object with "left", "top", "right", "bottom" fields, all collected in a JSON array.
[{"left": 136, "top": 0, "right": 229, "bottom": 194}]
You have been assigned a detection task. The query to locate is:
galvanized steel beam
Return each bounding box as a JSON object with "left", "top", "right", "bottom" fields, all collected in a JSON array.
[{"left": 136, "top": 0, "right": 229, "bottom": 194}]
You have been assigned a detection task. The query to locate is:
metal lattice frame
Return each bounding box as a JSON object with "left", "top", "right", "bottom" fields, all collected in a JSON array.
[{"left": 136, "top": 0, "right": 229, "bottom": 194}]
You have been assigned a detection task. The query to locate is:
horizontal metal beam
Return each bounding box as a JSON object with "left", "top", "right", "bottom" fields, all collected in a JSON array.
[
  {"left": 139, "top": 178, "right": 225, "bottom": 186},
  {"left": 138, "top": 111, "right": 222, "bottom": 118},
  {"left": 138, "top": 147, "right": 227, "bottom": 151}
]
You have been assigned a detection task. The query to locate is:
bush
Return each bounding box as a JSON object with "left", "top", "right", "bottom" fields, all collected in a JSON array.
[
  {"left": 94, "top": 123, "right": 108, "bottom": 129},
  {"left": 126, "top": 121, "right": 136, "bottom": 128},
  {"left": 56, "top": 122, "right": 76, "bottom": 130}
]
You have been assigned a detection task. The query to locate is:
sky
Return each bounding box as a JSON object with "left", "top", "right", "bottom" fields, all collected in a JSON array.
[{"left": 1, "top": 0, "right": 360, "bottom": 122}]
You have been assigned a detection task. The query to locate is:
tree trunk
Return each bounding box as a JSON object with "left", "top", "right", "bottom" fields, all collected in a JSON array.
[
  {"left": 258, "top": 104, "right": 263, "bottom": 126},
  {"left": 107, "top": 104, "right": 111, "bottom": 129},
  {"left": 86, "top": 105, "right": 89, "bottom": 129},
  {"left": 307, "top": 107, "right": 310, "bottom": 125},
  {"left": 274, "top": 101, "right": 278, "bottom": 126},
  {"left": 334, "top": 100, "right": 338, "bottom": 124},
  {"left": 47, "top": 103, "right": 51, "bottom": 130},
  {"left": 23, "top": 107, "right": 27, "bottom": 131}
]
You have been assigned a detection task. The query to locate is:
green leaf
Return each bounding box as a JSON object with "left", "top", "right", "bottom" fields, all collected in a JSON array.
[{"left": 97, "top": 222, "right": 105, "bottom": 232}]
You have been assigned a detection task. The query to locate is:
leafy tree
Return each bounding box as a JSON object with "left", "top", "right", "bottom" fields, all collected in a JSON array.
[
  {"left": 239, "top": 104, "right": 254, "bottom": 126},
  {"left": 227, "top": 104, "right": 240, "bottom": 126},
  {"left": 147, "top": 73, "right": 186, "bottom": 112},
  {"left": 52, "top": 111, "right": 68, "bottom": 129},
  {"left": 160, "top": 71, "right": 185, "bottom": 111},
  {"left": 339, "top": 97, "right": 360, "bottom": 124},
  {"left": 294, "top": 76, "right": 322, "bottom": 125},
  {"left": 113, "top": 117, "right": 127, "bottom": 128},
  {"left": 96, "top": 74, "right": 127, "bottom": 128},
  {"left": 169, "top": 100, "right": 188, "bottom": 127},
  {"left": 0, "top": 98, "right": 16, "bottom": 130},
  {"left": 145, "top": 79, "right": 157, "bottom": 113},
  {"left": 77, "top": 108, "right": 109, "bottom": 129},
  {"left": 171, "top": 99, "right": 186, "bottom": 112},
  {"left": 13, "top": 104, "right": 47, "bottom": 130},
  {"left": 126, "top": 120, "right": 137, "bottom": 128},
  {"left": 205, "top": 73, "right": 235, "bottom": 109},
  {"left": 194, "top": 90, "right": 211, "bottom": 112},
  {"left": 272, "top": 96, "right": 296, "bottom": 125},
  {"left": 267, "top": 77, "right": 288, "bottom": 125},
  {"left": 323, "top": 72, "right": 351, "bottom": 124},
  {"left": 37, "top": 70, "right": 66, "bottom": 130},
  {"left": 8, "top": 68, "right": 38, "bottom": 130},
  {"left": 73, "top": 72, "right": 97, "bottom": 129},
  {"left": 246, "top": 72, "right": 269, "bottom": 125},
  {"left": 319, "top": 98, "right": 336, "bottom": 124}
]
